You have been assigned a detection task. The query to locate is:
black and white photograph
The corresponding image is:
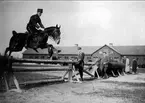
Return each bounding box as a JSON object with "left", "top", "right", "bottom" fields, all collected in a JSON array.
[{"left": 0, "top": 0, "right": 145, "bottom": 103}]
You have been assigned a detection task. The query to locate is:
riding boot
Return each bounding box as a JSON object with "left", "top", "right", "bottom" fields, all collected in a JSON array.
[
  {"left": 25, "top": 41, "right": 28, "bottom": 49},
  {"left": 25, "top": 38, "right": 29, "bottom": 49},
  {"left": 25, "top": 35, "right": 31, "bottom": 49}
]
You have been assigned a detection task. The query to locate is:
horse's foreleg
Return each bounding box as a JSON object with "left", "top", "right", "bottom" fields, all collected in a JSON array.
[
  {"left": 48, "top": 46, "right": 53, "bottom": 59},
  {"left": 117, "top": 70, "right": 121, "bottom": 76},
  {"left": 121, "top": 67, "right": 125, "bottom": 76},
  {"left": 111, "top": 70, "right": 116, "bottom": 77}
]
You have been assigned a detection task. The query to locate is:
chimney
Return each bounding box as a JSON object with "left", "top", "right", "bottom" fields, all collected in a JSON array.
[{"left": 109, "top": 43, "right": 113, "bottom": 47}]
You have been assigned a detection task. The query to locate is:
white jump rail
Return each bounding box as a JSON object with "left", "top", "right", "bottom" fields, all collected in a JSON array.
[{"left": 3, "top": 58, "right": 78, "bottom": 92}]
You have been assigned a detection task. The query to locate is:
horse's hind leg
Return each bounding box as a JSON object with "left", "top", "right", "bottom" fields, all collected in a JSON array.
[
  {"left": 111, "top": 70, "right": 116, "bottom": 77},
  {"left": 4, "top": 47, "right": 9, "bottom": 56},
  {"left": 8, "top": 51, "right": 12, "bottom": 57}
]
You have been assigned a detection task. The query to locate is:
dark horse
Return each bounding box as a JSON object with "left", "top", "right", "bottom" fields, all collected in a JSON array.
[
  {"left": 4, "top": 24, "right": 61, "bottom": 58},
  {"left": 100, "top": 61, "right": 125, "bottom": 79}
]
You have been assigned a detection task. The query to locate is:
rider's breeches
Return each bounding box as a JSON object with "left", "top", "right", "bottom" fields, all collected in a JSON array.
[{"left": 26, "top": 24, "right": 38, "bottom": 34}]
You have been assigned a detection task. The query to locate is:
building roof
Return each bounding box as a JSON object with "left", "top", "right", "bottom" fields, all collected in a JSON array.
[
  {"left": 57, "top": 46, "right": 101, "bottom": 55},
  {"left": 23, "top": 45, "right": 145, "bottom": 56},
  {"left": 92, "top": 44, "right": 121, "bottom": 56},
  {"left": 112, "top": 45, "right": 145, "bottom": 55}
]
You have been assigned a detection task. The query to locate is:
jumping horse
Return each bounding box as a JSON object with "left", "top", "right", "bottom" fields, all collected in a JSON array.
[
  {"left": 2, "top": 25, "right": 61, "bottom": 92},
  {"left": 4, "top": 24, "right": 61, "bottom": 58}
]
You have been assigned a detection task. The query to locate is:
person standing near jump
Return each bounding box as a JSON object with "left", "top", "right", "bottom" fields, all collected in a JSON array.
[
  {"left": 77, "top": 47, "right": 85, "bottom": 82},
  {"left": 100, "top": 52, "right": 109, "bottom": 78},
  {"left": 132, "top": 58, "right": 138, "bottom": 74},
  {"left": 125, "top": 56, "right": 130, "bottom": 74}
]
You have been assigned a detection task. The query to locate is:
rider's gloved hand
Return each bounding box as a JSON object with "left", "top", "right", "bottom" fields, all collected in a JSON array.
[
  {"left": 42, "top": 26, "right": 45, "bottom": 30},
  {"left": 41, "top": 28, "right": 45, "bottom": 31},
  {"left": 36, "top": 24, "right": 40, "bottom": 29}
]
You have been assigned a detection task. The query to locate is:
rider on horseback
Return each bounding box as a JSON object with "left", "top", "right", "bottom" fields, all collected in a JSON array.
[
  {"left": 26, "top": 8, "right": 45, "bottom": 48},
  {"left": 27, "top": 8, "right": 45, "bottom": 34}
]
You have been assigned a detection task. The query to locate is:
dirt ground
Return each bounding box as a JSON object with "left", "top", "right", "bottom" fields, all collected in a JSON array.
[{"left": 0, "top": 69, "right": 145, "bottom": 103}]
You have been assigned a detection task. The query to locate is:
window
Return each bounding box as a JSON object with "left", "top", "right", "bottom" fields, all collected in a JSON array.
[
  {"left": 29, "top": 56, "right": 33, "bottom": 59},
  {"left": 93, "top": 56, "right": 98, "bottom": 58},
  {"left": 87, "top": 56, "right": 91, "bottom": 60},
  {"left": 64, "top": 56, "right": 69, "bottom": 60},
  {"left": 99, "top": 51, "right": 103, "bottom": 54},
  {"left": 114, "top": 57, "right": 119, "bottom": 59},
  {"left": 35, "top": 56, "right": 38, "bottom": 59},
  {"left": 41, "top": 56, "right": 45, "bottom": 59}
]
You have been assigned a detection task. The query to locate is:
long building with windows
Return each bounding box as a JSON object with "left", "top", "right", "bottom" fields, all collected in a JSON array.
[{"left": 23, "top": 45, "right": 145, "bottom": 67}]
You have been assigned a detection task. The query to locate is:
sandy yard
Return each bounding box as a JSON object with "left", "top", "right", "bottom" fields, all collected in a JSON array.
[{"left": 0, "top": 69, "right": 145, "bottom": 103}]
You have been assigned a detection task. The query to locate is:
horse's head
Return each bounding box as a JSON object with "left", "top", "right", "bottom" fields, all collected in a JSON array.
[{"left": 44, "top": 24, "right": 61, "bottom": 44}]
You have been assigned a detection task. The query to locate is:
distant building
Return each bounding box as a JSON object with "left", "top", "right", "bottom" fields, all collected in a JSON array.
[
  {"left": 91, "top": 45, "right": 121, "bottom": 62},
  {"left": 23, "top": 46, "right": 100, "bottom": 62},
  {"left": 22, "top": 45, "right": 145, "bottom": 67}
]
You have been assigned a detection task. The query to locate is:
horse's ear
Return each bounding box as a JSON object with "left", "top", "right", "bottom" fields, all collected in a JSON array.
[
  {"left": 12, "top": 30, "right": 17, "bottom": 36},
  {"left": 59, "top": 25, "right": 61, "bottom": 29},
  {"left": 56, "top": 24, "right": 58, "bottom": 28}
]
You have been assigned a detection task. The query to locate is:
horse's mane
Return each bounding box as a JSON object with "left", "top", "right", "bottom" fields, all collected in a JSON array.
[
  {"left": 44, "top": 26, "right": 60, "bottom": 40},
  {"left": 45, "top": 26, "right": 57, "bottom": 31}
]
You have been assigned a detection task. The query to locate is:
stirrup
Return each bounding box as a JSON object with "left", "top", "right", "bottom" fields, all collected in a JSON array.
[
  {"left": 25, "top": 45, "right": 28, "bottom": 49},
  {"left": 25, "top": 43, "right": 29, "bottom": 49}
]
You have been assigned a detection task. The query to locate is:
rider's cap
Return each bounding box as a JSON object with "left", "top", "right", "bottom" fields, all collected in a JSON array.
[{"left": 37, "top": 8, "right": 43, "bottom": 13}]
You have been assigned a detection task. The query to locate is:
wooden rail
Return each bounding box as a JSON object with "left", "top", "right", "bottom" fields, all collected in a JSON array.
[
  {"left": 11, "top": 58, "right": 78, "bottom": 64},
  {"left": 2, "top": 57, "right": 96, "bottom": 93},
  {"left": 12, "top": 66, "right": 71, "bottom": 72}
]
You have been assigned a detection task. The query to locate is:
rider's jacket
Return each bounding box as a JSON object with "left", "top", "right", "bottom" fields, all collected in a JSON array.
[
  {"left": 28, "top": 14, "right": 44, "bottom": 28},
  {"left": 77, "top": 51, "right": 85, "bottom": 67},
  {"left": 27, "top": 14, "right": 44, "bottom": 34}
]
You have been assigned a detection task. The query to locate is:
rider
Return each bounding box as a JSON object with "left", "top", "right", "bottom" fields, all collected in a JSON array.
[
  {"left": 26, "top": 8, "right": 45, "bottom": 48},
  {"left": 27, "top": 8, "right": 45, "bottom": 34}
]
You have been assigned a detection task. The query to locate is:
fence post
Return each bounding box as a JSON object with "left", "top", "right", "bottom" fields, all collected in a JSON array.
[
  {"left": 8, "top": 57, "right": 22, "bottom": 93},
  {"left": 68, "top": 64, "right": 73, "bottom": 82},
  {"left": 3, "top": 72, "right": 9, "bottom": 91}
]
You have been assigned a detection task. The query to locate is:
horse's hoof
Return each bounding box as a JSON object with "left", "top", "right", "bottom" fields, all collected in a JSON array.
[
  {"left": 25, "top": 46, "right": 28, "bottom": 49},
  {"left": 57, "top": 50, "right": 61, "bottom": 53},
  {"left": 9, "top": 89, "right": 22, "bottom": 93}
]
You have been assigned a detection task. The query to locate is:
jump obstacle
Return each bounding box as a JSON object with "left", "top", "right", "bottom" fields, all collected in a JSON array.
[{"left": 1, "top": 57, "right": 96, "bottom": 93}]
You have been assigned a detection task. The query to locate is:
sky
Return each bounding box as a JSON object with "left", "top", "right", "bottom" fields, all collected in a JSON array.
[{"left": 0, "top": 1, "right": 145, "bottom": 57}]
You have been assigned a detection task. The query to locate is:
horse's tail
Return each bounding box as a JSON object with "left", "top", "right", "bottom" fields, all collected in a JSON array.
[{"left": 12, "top": 30, "right": 17, "bottom": 36}]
